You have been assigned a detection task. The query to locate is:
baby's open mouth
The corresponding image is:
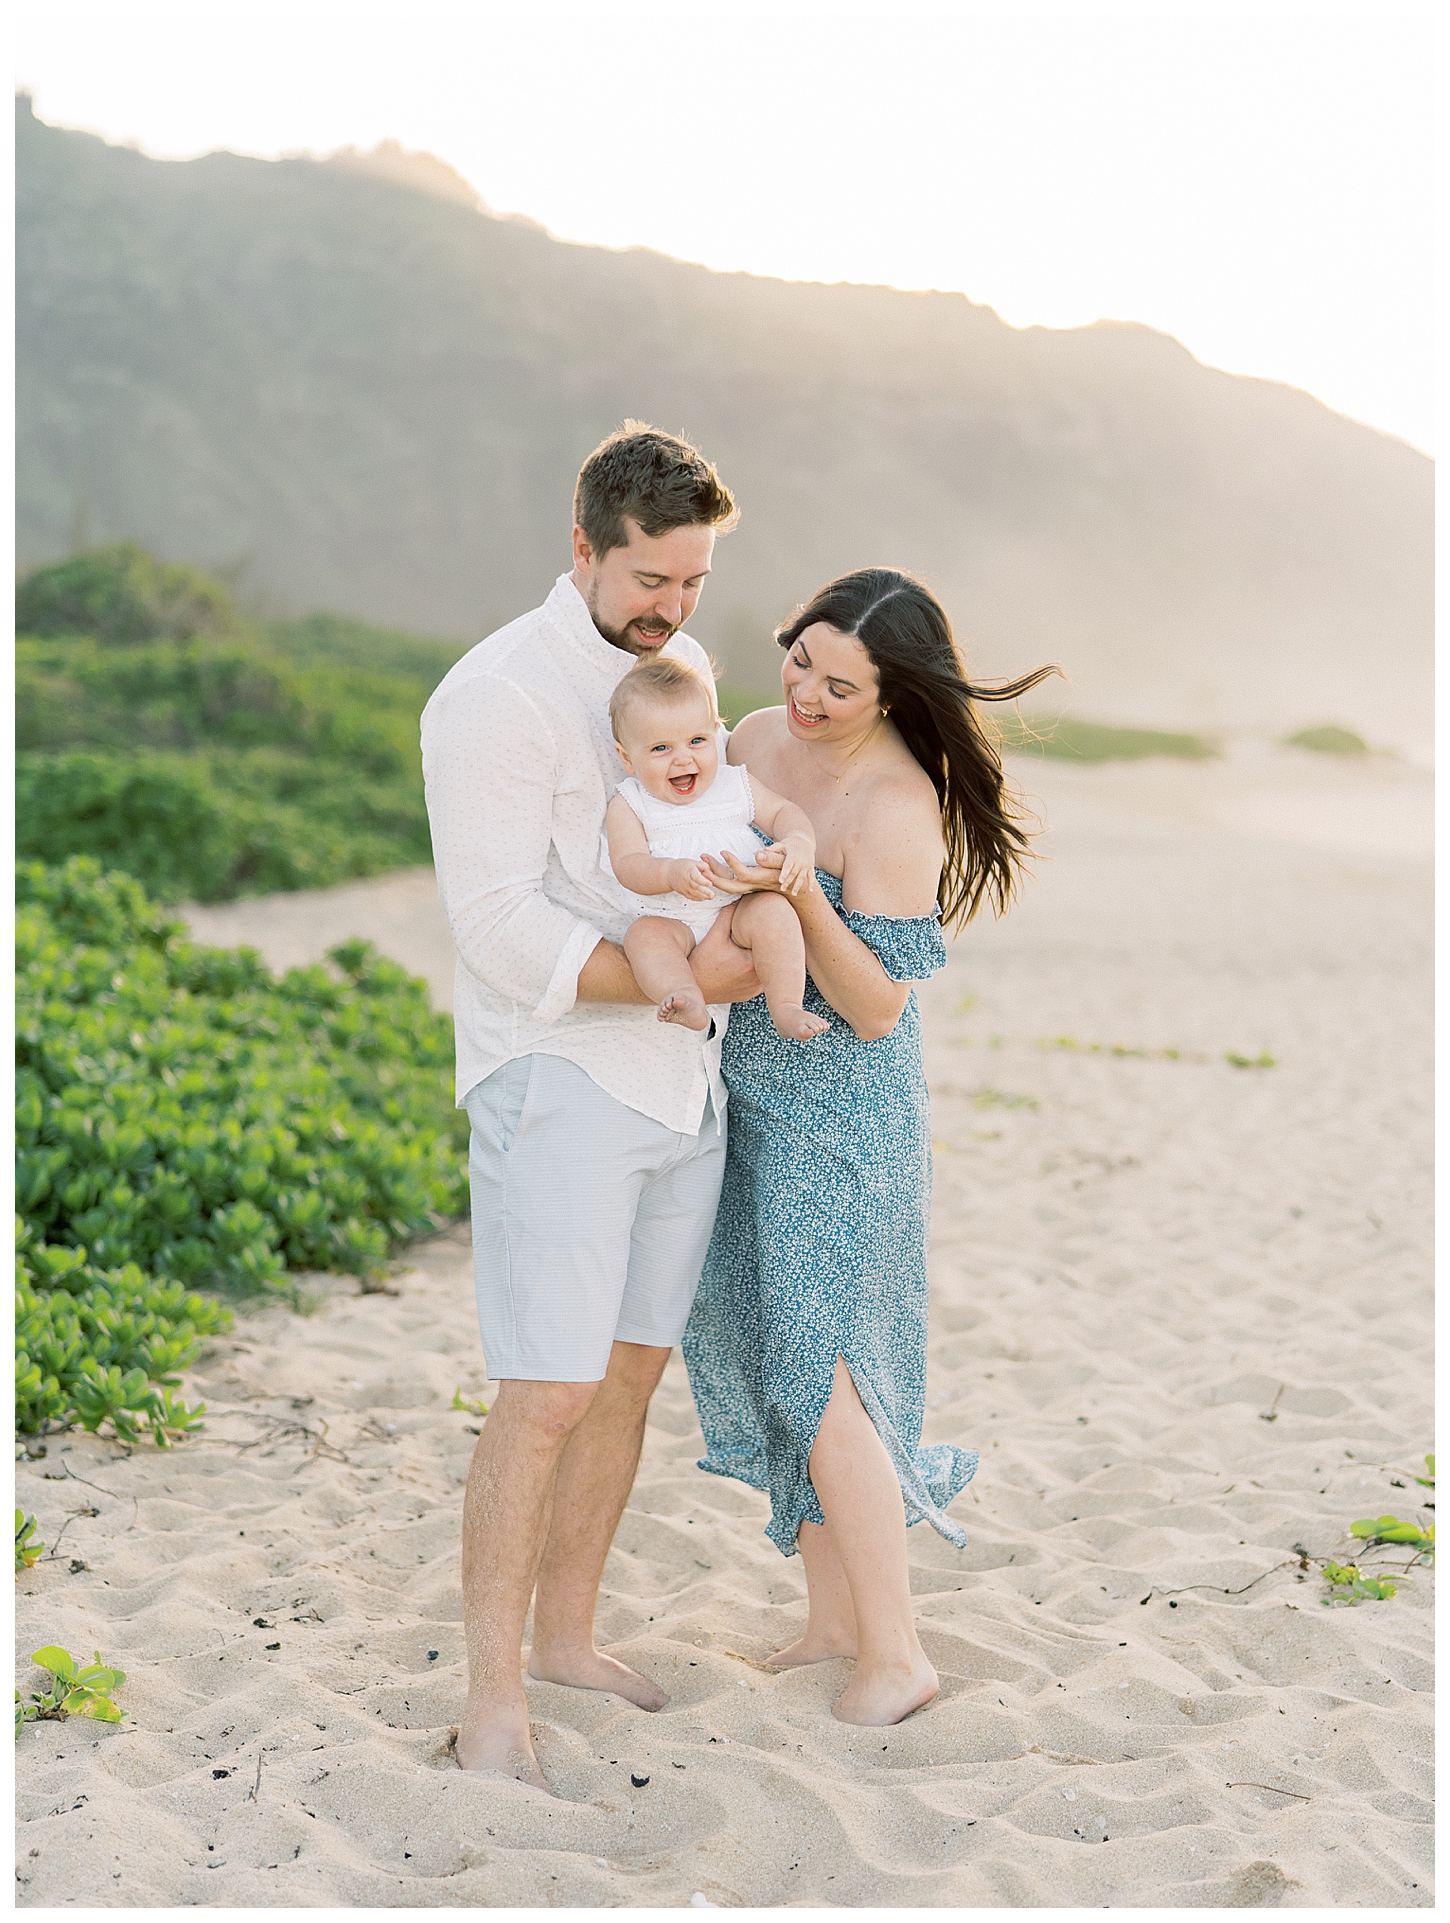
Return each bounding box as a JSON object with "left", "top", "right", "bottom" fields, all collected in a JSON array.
[{"left": 668, "top": 772, "right": 698, "bottom": 797}]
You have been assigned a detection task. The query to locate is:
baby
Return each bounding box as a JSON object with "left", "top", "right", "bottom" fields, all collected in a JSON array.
[{"left": 605, "top": 657, "right": 829, "bottom": 1042}]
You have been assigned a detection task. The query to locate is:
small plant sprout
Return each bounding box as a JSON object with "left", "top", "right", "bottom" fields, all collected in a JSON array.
[
  {"left": 1224, "top": 1050, "right": 1276, "bottom": 1070},
  {"left": 15, "top": 1511, "right": 44, "bottom": 1574},
  {"left": 1415, "top": 1454, "right": 1435, "bottom": 1491},
  {"left": 1320, "top": 1562, "right": 1397, "bottom": 1606},
  {"left": 1349, "top": 1516, "right": 1434, "bottom": 1565},
  {"left": 15, "top": 1647, "right": 126, "bottom": 1738},
  {"left": 451, "top": 1389, "right": 488, "bottom": 1418},
  {"left": 969, "top": 1087, "right": 1039, "bottom": 1113}
]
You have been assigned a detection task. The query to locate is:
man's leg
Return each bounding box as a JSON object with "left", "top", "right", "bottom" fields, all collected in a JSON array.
[
  {"left": 456, "top": 1375, "right": 598, "bottom": 1782},
  {"left": 527, "top": 1339, "right": 672, "bottom": 1709}
]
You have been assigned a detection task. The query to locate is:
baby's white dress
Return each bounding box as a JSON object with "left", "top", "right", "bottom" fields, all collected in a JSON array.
[{"left": 605, "top": 763, "right": 763, "bottom": 942}]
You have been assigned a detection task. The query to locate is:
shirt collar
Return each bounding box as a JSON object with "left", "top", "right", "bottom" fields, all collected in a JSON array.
[{"left": 543, "top": 572, "right": 637, "bottom": 680}]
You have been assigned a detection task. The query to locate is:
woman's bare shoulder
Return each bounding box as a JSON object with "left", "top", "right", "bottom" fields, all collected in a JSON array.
[
  {"left": 840, "top": 762, "right": 944, "bottom": 916},
  {"left": 726, "top": 704, "right": 788, "bottom": 764},
  {"left": 860, "top": 754, "right": 941, "bottom": 828}
]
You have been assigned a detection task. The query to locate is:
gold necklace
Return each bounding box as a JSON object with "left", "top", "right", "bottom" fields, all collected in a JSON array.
[{"left": 805, "top": 712, "right": 885, "bottom": 786}]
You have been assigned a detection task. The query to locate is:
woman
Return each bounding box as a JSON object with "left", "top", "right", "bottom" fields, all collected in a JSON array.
[{"left": 683, "top": 569, "right": 1056, "bottom": 1726}]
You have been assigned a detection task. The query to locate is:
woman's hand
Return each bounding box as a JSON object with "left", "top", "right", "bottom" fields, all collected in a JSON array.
[{"left": 702, "top": 849, "right": 794, "bottom": 896}]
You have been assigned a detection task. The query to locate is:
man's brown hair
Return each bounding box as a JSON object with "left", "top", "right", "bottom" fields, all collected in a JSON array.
[
  {"left": 609, "top": 655, "right": 717, "bottom": 741},
  {"left": 574, "top": 421, "right": 738, "bottom": 559}
]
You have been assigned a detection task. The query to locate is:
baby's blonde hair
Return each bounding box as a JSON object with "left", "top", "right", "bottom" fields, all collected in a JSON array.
[{"left": 609, "top": 655, "right": 717, "bottom": 740}]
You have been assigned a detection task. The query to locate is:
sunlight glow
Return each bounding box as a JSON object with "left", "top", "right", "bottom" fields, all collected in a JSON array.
[{"left": 13, "top": 0, "right": 1436, "bottom": 451}]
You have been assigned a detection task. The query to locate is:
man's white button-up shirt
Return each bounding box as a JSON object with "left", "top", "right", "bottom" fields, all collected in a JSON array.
[{"left": 421, "top": 572, "right": 727, "bottom": 1134}]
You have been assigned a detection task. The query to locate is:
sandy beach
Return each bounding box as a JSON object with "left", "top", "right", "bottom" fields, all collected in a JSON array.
[{"left": 15, "top": 746, "right": 1433, "bottom": 1908}]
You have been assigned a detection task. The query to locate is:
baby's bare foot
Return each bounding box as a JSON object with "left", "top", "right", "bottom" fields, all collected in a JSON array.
[
  {"left": 659, "top": 991, "right": 709, "bottom": 1031},
  {"left": 769, "top": 1003, "right": 830, "bottom": 1042}
]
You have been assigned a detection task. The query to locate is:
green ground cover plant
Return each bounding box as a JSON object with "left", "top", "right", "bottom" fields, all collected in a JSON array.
[
  {"left": 16, "top": 858, "right": 468, "bottom": 1439},
  {"left": 15, "top": 1648, "right": 125, "bottom": 1736},
  {"left": 16, "top": 546, "right": 461, "bottom": 903},
  {"left": 1285, "top": 724, "right": 1369, "bottom": 755},
  {"left": 1314, "top": 1455, "right": 1435, "bottom": 1605},
  {"left": 15, "top": 1512, "right": 44, "bottom": 1574},
  {"left": 997, "top": 712, "right": 1217, "bottom": 763},
  {"left": 1320, "top": 1561, "right": 1398, "bottom": 1605},
  {"left": 709, "top": 693, "right": 1218, "bottom": 768}
]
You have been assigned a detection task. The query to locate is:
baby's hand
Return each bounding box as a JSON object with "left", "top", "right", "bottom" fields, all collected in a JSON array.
[
  {"left": 665, "top": 857, "right": 716, "bottom": 902},
  {"left": 772, "top": 832, "right": 816, "bottom": 897}
]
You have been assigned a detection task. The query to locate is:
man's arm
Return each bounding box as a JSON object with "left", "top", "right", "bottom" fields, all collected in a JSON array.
[
  {"left": 423, "top": 675, "right": 761, "bottom": 1013},
  {"left": 576, "top": 914, "right": 764, "bottom": 1006},
  {"left": 423, "top": 674, "right": 609, "bottom": 1021}
]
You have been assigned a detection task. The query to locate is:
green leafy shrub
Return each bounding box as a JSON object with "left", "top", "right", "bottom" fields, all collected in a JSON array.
[
  {"left": 16, "top": 547, "right": 455, "bottom": 903},
  {"left": 16, "top": 748, "right": 431, "bottom": 903},
  {"left": 998, "top": 712, "right": 1217, "bottom": 764},
  {"left": 16, "top": 1647, "right": 125, "bottom": 1736},
  {"left": 1285, "top": 724, "right": 1369, "bottom": 756},
  {"left": 16, "top": 543, "right": 239, "bottom": 644},
  {"left": 16, "top": 858, "right": 468, "bottom": 1437},
  {"left": 260, "top": 612, "right": 464, "bottom": 687}
]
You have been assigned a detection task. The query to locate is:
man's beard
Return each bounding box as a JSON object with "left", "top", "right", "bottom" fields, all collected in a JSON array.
[{"left": 584, "top": 579, "right": 677, "bottom": 657}]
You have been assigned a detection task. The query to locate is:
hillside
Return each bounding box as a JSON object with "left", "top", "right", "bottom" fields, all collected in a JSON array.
[{"left": 16, "top": 95, "right": 1433, "bottom": 753}]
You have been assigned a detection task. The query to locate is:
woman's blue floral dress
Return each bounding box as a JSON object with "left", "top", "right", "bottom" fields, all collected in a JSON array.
[{"left": 682, "top": 865, "right": 978, "bottom": 1556}]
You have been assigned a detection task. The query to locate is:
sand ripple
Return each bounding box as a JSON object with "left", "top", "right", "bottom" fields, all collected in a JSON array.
[{"left": 16, "top": 757, "right": 1431, "bottom": 1906}]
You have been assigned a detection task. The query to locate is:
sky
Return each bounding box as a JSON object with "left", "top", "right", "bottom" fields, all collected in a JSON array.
[{"left": 13, "top": 0, "right": 1437, "bottom": 454}]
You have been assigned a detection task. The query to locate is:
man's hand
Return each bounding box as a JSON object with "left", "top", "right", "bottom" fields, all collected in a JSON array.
[
  {"left": 663, "top": 856, "right": 716, "bottom": 902},
  {"left": 690, "top": 908, "right": 762, "bottom": 1004}
]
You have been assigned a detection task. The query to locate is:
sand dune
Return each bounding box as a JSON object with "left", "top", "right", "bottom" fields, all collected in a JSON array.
[{"left": 15, "top": 750, "right": 1432, "bottom": 1907}]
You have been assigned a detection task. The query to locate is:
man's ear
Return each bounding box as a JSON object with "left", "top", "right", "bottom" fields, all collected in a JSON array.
[{"left": 572, "top": 525, "right": 594, "bottom": 574}]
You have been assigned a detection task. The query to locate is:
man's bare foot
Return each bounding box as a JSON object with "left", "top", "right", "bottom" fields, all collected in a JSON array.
[
  {"left": 527, "top": 1646, "right": 669, "bottom": 1712},
  {"left": 766, "top": 1630, "right": 857, "bottom": 1668},
  {"left": 831, "top": 1654, "right": 939, "bottom": 1726},
  {"left": 455, "top": 1694, "right": 555, "bottom": 1790},
  {"left": 658, "top": 990, "right": 709, "bottom": 1031},
  {"left": 768, "top": 1002, "right": 830, "bottom": 1042}
]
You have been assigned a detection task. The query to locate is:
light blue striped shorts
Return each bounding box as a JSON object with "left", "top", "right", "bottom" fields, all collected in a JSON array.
[{"left": 463, "top": 1053, "right": 726, "bottom": 1383}]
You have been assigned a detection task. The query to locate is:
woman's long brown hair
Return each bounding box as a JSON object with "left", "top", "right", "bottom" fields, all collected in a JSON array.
[{"left": 777, "top": 569, "right": 1060, "bottom": 929}]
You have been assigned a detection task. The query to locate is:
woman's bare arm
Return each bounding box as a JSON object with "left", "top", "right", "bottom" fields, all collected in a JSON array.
[
  {"left": 710, "top": 777, "right": 943, "bottom": 1041},
  {"left": 744, "top": 777, "right": 816, "bottom": 896}
]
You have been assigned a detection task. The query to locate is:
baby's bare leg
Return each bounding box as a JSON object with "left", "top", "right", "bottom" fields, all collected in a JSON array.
[
  {"left": 731, "top": 894, "right": 829, "bottom": 1042},
  {"left": 623, "top": 918, "right": 709, "bottom": 1031}
]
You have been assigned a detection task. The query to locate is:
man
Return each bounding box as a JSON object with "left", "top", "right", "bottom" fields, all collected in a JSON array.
[{"left": 421, "top": 422, "right": 756, "bottom": 1789}]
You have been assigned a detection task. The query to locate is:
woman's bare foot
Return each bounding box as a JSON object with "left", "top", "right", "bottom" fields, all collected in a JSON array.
[
  {"left": 831, "top": 1654, "right": 939, "bottom": 1726},
  {"left": 526, "top": 1645, "right": 669, "bottom": 1712},
  {"left": 767, "top": 1629, "right": 857, "bottom": 1668},
  {"left": 768, "top": 1002, "right": 830, "bottom": 1042},
  {"left": 455, "top": 1694, "right": 555, "bottom": 1790},
  {"left": 658, "top": 990, "right": 709, "bottom": 1031}
]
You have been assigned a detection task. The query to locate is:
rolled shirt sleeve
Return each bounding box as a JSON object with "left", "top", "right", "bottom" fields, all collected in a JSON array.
[{"left": 422, "top": 674, "right": 604, "bottom": 1020}]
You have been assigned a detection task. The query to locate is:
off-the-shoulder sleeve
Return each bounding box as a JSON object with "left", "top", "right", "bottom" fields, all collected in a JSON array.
[{"left": 838, "top": 906, "right": 946, "bottom": 982}]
